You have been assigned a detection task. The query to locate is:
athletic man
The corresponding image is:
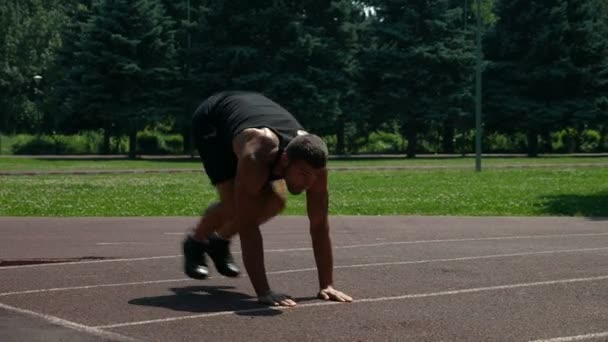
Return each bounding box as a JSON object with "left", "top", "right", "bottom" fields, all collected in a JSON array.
[{"left": 183, "top": 91, "right": 353, "bottom": 307}]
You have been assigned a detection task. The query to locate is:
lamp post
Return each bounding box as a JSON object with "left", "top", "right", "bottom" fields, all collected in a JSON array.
[
  {"left": 187, "top": 0, "right": 195, "bottom": 158},
  {"left": 33, "top": 75, "right": 44, "bottom": 135},
  {"left": 474, "top": 0, "right": 483, "bottom": 172},
  {"left": 187, "top": 0, "right": 191, "bottom": 53}
]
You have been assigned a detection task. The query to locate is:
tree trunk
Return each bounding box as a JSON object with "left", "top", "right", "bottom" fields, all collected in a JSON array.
[
  {"left": 128, "top": 127, "right": 137, "bottom": 159},
  {"left": 405, "top": 123, "right": 417, "bottom": 159},
  {"left": 102, "top": 129, "right": 111, "bottom": 154},
  {"left": 541, "top": 129, "right": 552, "bottom": 153},
  {"left": 336, "top": 116, "right": 345, "bottom": 155},
  {"left": 599, "top": 125, "right": 606, "bottom": 152},
  {"left": 573, "top": 126, "right": 582, "bottom": 153},
  {"left": 442, "top": 118, "right": 455, "bottom": 154},
  {"left": 182, "top": 126, "right": 193, "bottom": 157},
  {"left": 114, "top": 129, "right": 122, "bottom": 153},
  {"left": 527, "top": 127, "right": 538, "bottom": 157}
]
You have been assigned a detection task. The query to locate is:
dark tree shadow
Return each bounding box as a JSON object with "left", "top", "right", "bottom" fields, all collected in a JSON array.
[
  {"left": 128, "top": 286, "right": 321, "bottom": 317},
  {"left": 538, "top": 191, "right": 608, "bottom": 219}
]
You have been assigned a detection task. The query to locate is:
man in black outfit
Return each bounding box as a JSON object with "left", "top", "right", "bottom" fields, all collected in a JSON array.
[{"left": 183, "top": 91, "right": 352, "bottom": 306}]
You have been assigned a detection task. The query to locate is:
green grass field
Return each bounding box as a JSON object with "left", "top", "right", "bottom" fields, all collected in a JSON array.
[
  {"left": 1, "top": 155, "right": 607, "bottom": 171},
  {"left": 1, "top": 167, "right": 606, "bottom": 217}
]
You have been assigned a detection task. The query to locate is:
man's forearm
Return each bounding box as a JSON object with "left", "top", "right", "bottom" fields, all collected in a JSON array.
[
  {"left": 310, "top": 222, "right": 334, "bottom": 289},
  {"left": 239, "top": 225, "right": 270, "bottom": 296}
]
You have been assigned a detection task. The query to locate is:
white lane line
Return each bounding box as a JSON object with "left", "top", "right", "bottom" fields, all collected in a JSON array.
[
  {"left": 529, "top": 331, "right": 608, "bottom": 342},
  {"left": 0, "top": 302, "right": 139, "bottom": 342},
  {"left": 3, "top": 231, "right": 608, "bottom": 270},
  {"left": 243, "top": 232, "right": 608, "bottom": 253},
  {"left": 0, "top": 255, "right": 180, "bottom": 270},
  {"left": 332, "top": 232, "right": 608, "bottom": 250},
  {"left": 2, "top": 246, "right": 608, "bottom": 297},
  {"left": 95, "top": 274, "right": 608, "bottom": 329},
  {"left": 0, "top": 278, "right": 193, "bottom": 297},
  {"left": 271, "top": 246, "right": 608, "bottom": 274}
]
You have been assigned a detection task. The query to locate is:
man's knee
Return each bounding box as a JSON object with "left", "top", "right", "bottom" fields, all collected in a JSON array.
[
  {"left": 219, "top": 201, "right": 236, "bottom": 221},
  {"left": 203, "top": 201, "right": 235, "bottom": 221}
]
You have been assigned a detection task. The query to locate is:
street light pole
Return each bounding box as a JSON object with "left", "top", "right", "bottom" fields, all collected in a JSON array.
[
  {"left": 33, "top": 75, "right": 43, "bottom": 135},
  {"left": 464, "top": 0, "right": 468, "bottom": 29},
  {"left": 187, "top": 0, "right": 195, "bottom": 158},
  {"left": 475, "top": 0, "right": 483, "bottom": 172},
  {"left": 187, "top": 0, "right": 191, "bottom": 52}
]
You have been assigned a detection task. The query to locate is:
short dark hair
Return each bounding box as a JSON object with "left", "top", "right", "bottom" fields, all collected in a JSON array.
[{"left": 285, "top": 134, "right": 328, "bottom": 168}]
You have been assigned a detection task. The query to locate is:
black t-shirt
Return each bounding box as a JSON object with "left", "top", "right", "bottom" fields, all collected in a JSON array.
[{"left": 207, "top": 91, "right": 305, "bottom": 150}]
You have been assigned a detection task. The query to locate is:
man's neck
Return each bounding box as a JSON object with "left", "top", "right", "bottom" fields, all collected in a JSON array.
[{"left": 271, "top": 158, "right": 285, "bottom": 178}]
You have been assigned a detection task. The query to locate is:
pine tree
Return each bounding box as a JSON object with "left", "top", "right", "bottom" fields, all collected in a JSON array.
[
  {"left": 73, "top": 0, "right": 179, "bottom": 158},
  {"left": 362, "top": 0, "right": 476, "bottom": 157},
  {"left": 485, "top": 0, "right": 606, "bottom": 156},
  {"left": 189, "top": 0, "right": 366, "bottom": 153},
  {"left": 160, "top": 0, "right": 206, "bottom": 154},
  {"left": 273, "top": 0, "right": 367, "bottom": 153},
  {"left": 51, "top": 2, "right": 93, "bottom": 134}
]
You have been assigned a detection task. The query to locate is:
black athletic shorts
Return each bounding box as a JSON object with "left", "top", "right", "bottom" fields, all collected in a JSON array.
[{"left": 192, "top": 98, "right": 237, "bottom": 185}]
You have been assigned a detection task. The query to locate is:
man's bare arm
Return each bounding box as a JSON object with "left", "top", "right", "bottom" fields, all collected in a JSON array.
[
  {"left": 232, "top": 130, "right": 296, "bottom": 306},
  {"left": 232, "top": 131, "right": 275, "bottom": 296},
  {"left": 307, "top": 168, "right": 352, "bottom": 302}
]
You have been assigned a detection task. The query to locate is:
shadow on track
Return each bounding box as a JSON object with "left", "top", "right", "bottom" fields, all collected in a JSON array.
[{"left": 128, "top": 285, "right": 319, "bottom": 317}]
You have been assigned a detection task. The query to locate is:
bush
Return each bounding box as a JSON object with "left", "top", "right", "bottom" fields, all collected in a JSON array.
[
  {"left": 81, "top": 131, "right": 103, "bottom": 153},
  {"left": 483, "top": 132, "right": 528, "bottom": 153},
  {"left": 485, "top": 132, "right": 510, "bottom": 153},
  {"left": 454, "top": 130, "right": 475, "bottom": 155},
  {"left": 137, "top": 131, "right": 165, "bottom": 154},
  {"left": 7, "top": 131, "right": 184, "bottom": 155},
  {"left": 555, "top": 128, "right": 578, "bottom": 153},
  {"left": 110, "top": 135, "right": 129, "bottom": 153},
  {"left": 357, "top": 131, "right": 403, "bottom": 154},
  {"left": 580, "top": 129, "right": 601, "bottom": 152},
  {"left": 136, "top": 131, "right": 185, "bottom": 154},
  {"left": 164, "top": 135, "right": 183, "bottom": 153},
  {"left": 551, "top": 131, "right": 565, "bottom": 152},
  {"left": 11, "top": 134, "right": 101, "bottom": 154},
  {"left": 53, "top": 135, "right": 88, "bottom": 154},
  {"left": 321, "top": 135, "right": 337, "bottom": 155},
  {"left": 9, "top": 132, "right": 107, "bottom": 155},
  {"left": 510, "top": 132, "right": 528, "bottom": 153},
  {"left": 12, "top": 135, "right": 56, "bottom": 154}
]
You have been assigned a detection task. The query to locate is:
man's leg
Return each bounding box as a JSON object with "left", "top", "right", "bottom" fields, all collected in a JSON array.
[
  {"left": 198, "top": 182, "right": 240, "bottom": 277},
  {"left": 185, "top": 179, "right": 286, "bottom": 279},
  {"left": 192, "top": 181, "right": 235, "bottom": 241},
  {"left": 183, "top": 181, "right": 239, "bottom": 279},
  {"left": 185, "top": 101, "right": 240, "bottom": 279}
]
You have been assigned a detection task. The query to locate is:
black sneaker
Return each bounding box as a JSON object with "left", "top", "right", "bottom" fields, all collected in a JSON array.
[
  {"left": 207, "top": 233, "right": 240, "bottom": 277},
  {"left": 182, "top": 235, "right": 209, "bottom": 279}
]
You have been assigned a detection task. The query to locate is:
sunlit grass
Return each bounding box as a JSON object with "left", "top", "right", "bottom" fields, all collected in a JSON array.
[{"left": 1, "top": 167, "right": 606, "bottom": 217}]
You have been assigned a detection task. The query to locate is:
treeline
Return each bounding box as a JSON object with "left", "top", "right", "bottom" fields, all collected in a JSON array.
[{"left": 1, "top": 0, "right": 607, "bottom": 157}]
